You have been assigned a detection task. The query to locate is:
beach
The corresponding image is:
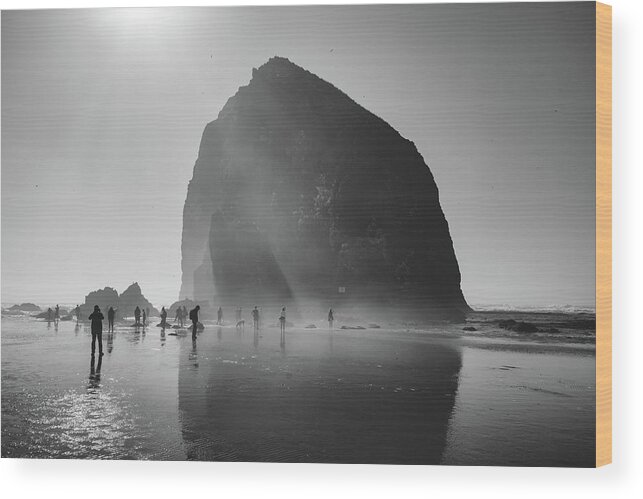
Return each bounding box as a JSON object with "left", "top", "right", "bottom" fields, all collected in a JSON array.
[{"left": 1, "top": 312, "right": 595, "bottom": 466}]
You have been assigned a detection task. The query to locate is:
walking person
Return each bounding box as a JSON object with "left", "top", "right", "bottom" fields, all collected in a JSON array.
[
  {"left": 328, "top": 308, "right": 334, "bottom": 329},
  {"left": 142, "top": 308, "right": 147, "bottom": 326},
  {"left": 89, "top": 305, "right": 104, "bottom": 357},
  {"left": 107, "top": 306, "right": 116, "bottom": 332},
  {"left": 252, "top": 306, "right": 260, "bottom": 331},
  {"left": 75, "top": 304, "right": 81, "bottom": 323},
  {"left": 189, "top": 305, "right": 200, "bottom": 339},
  {"left": 134, "top": 306, "right": 141, "bottom": 326},
  {"left": 279, "top": 307, "right": 287, "bottom": 345},
  {"left": 54, "top": 304, "right": 60, "bottom": 322},
  {"left": 175, "top": 306, "right": 182, "bottom": 326},
  {"left": 217, "top": 306, "right": 223, "bottom": 325},
  {"left": 160, "top": 307, "right": 168, "bottom": 327}
]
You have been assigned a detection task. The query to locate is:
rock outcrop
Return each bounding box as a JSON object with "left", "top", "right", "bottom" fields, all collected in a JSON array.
[
  {"left": 118, "top": 282, "right": 159, "bottom": 318},
  {"left": 180, "top": 56, "right": 469, "bottom": 320},
  {"left": 8, "top": 303, "right": 41, "bottom": 312},
  {"left": 79, "top": 287, "right": 119, "bottom": 318},
  {"left": 79, "top": 283, "right": 158, "bottom": 319}
]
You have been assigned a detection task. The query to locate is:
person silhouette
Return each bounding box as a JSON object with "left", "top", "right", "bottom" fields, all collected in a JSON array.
[
  {"left": 175, "top": 306, "right": 181, "bottom": 325},
  {"left": 142, "top": 308, "right": 147, "bottom": 326},
  {"left": 328, "top": 308, "right": 334, "bottom": 329},
  {"left": 252, "top": 306, "right": 260, "bottom": 331},
  {"left": 54, "top": 304, "right": 60, "bottom": 321},
  {"left": 134, "top": 306, "right": 141, "bottom": 326},
  {"left": 107, "top": 306, "right": 116, "bottom": 332},
  {"left": 75, "top": 304, "right": 81, "bottom": 323},
  {"left": 279, "top": 307, "right": 286, "bottom": 345},
  {"left": 160, "top": 307, "right": 168, "bottom": 327},
  {"left": 217, "top": 306, "right": 223, "bottom": 325},
  {"left": 189, "top": 305, "right": 200, "bottom": 338},
  {"left": 47, "top": 307, "right": 53, "bottom": 322},
  {"left": 182, "top": 305, "right": 188, "bottom": 322},
  {"left": 88, "top": 305, "right": 104, "bottom": 357}
]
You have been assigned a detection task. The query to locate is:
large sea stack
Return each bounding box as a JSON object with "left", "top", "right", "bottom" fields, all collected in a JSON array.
[{"left": 180, "top": 57, "right": 469, "bottom": 321}]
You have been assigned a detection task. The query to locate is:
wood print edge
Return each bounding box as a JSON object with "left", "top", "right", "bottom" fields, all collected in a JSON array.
[{"left": 595, "top": 0, "right": 612, "bottom": 468}]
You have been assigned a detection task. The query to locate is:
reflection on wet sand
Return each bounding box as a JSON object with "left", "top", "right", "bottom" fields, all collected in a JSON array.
[
  {"left": 88, "top": 355, "right": 102, "bottom": 391},
  {"left": 106, "top": 331, "right": 114, "bottom": 354},
  {"left": 178, "top": 326, "right": 462, "bottom": 464}
]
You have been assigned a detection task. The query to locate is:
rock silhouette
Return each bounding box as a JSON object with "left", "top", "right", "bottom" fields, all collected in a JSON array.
[
  {"left": 180, "top": 56, "right": 469, "bottom": 320},
  {"left": 118, "top": 282, "right": 158, "bottom": 319},
  {"left": 79, "top": 283, "right": 158, "bottom": 320},
  {"left": 8, "top": 303, "right": 41, "bottom": 312}
]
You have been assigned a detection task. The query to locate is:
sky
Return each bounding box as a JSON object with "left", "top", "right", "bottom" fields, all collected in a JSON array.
[{"left": 1, "top": 3, "right": 596, "bottom": 309}]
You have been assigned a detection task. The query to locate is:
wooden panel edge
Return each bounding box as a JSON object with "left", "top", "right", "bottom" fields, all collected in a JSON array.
[{"left": 595, "top": 1, "right": 612, "bottom": 468}]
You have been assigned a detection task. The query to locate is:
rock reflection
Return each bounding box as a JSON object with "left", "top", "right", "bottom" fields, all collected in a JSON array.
[{"left": 178, "top": 328, "right": 462, "bottom": 463}]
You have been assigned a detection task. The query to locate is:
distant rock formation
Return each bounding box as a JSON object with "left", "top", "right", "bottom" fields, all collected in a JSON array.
[
  {"left": 8, "top": 303, "right": 41, "bottom": 312},
  {"left": 118, "top": 282, "right": 159, "bottom": 318},
  {"left": 180, "top": 56, "right": 469, "bottom": 320},
  {"left": 79, "top": 287, "right": 119, "bottom": 319},
  {"left": 79, "top": 283, "right": 158, "bottom": 319}
]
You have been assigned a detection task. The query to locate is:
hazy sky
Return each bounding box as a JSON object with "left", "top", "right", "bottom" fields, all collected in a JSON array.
[{"left": 1, "top": 3, "right": 596, "bottom": 309}]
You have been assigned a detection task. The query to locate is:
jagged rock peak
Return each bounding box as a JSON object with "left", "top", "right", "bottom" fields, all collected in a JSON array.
[
  {"left": 252, "top": 56, "right": 307, "bottom": 79},
  {"left": 121, "top": 282, "right": 142, "bottom": 294}
]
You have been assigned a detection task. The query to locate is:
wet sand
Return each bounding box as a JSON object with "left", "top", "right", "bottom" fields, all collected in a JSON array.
[{"left": 1, "top": 314, "right": 595, "bottom": 466}]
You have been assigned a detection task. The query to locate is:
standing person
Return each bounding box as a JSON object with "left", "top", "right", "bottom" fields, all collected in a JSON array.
[
  {"left": 175, "top": 306, "right": 182, "bottom": 325},
  {"left": 252, "top": 306, "right": 260, "bottom": 331},
  {"left": 47, "top": 307, "right": 53, "bottom": 322},
  {"left": 75, "top": 304, "right": 81, "bottom": 323},
  {"left": 217, "top": 307, "right": 223, "bottom": 325},
  {"left": 89, "top": 305, "right": 104, "bottom": 357},
  {"left": 182, "top": 306, "right": 188, "bottom": 325},
  {"left": 160, "top": 307, "right": 168, "bottom": 327},
  {"left": 279, "top": 307, "right": 287, "bottom": 344},
  {"left": 107, "top": 306, "right": 116, "bottom": 332},
  {"left": 189, "top": 305, "right": 200, "bottom": 338},
  {"left": 328, "top": 308, "right": 334, "bottom": 329},
  {"left": 142, "top": 308, "right": 147, "bottom": 326},
  {"left": 54, "top": 304, "right": 60, "bottom": 321},
  {"left": 134, "top": 306, "right": 141, "bottom": 326}
]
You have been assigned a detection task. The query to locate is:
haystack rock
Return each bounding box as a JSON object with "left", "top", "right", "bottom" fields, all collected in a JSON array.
[{"left": 180, "top": 56, "right": 469, "bottom": 321}]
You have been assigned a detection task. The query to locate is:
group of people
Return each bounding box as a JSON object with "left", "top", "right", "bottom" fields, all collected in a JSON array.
[
  {"left": 87, "top": 304, "right": 202, "bottom": 357},
  {"left": 45, "top": 304, "right": 61, "bottom": 322},
  {"left": 84, "top": 303, "right": 335, "bottom": 357},
  {"left": 174, "top": 305, "right": 189, "bottom": 327},
  {"left": 133, "top": 306, "right": 148, "bottom": 327}
]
